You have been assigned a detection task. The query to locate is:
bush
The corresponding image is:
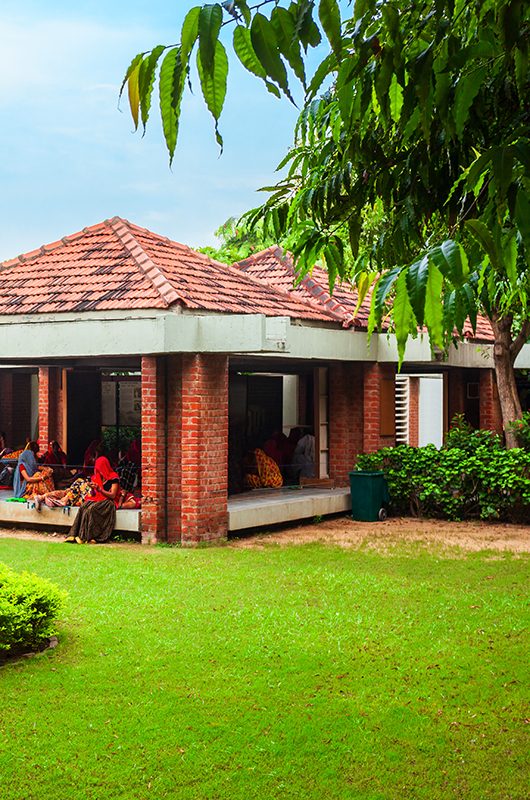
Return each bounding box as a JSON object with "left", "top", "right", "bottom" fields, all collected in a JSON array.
[
  {"left": 0, "top": 564, "right": 67, "bottom": 657},
  {"left": 507, "top": 410, "right": 530, "bottom": 451},
  {"left": 356, "top": 434, "right": 530, "bottom": 522}
]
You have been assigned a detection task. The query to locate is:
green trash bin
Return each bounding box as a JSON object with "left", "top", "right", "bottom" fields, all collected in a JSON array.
[{"left": 349, "top": 470, "right": 390, "bottom": 522}]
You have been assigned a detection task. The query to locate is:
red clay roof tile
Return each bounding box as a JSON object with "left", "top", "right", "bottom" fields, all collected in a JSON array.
[
  {"left": 235, "top": 247, "right": 494, "bottom": 343},
  {"left": 0, "top": 218, "right": 337, "bottom": 324}
]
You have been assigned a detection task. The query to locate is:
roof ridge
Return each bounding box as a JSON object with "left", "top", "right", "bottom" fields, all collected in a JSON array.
[{"left": 106, "top": 217, "right": 183, "bottom": 309}]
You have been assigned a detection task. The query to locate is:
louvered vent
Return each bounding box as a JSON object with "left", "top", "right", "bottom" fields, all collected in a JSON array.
[{"left": 395, "top": 375, "right": 410, "bottom": 444}]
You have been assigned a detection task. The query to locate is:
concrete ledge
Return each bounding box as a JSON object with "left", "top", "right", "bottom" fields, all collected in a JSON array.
[
  {"left": 0, "top": 501, "right": 140, "bottom": 532},
  {"left": 228, "top": 487, "right": 351, "bottom": 531}
]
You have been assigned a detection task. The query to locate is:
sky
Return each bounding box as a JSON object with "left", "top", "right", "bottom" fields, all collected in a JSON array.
[{"left": 0, "top": 1, "right": 304, "bottom": 260}]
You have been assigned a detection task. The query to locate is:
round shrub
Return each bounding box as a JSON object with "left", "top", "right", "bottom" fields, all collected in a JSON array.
[{"left": 0, "top": 564, "right": 67, "bottom": 657}]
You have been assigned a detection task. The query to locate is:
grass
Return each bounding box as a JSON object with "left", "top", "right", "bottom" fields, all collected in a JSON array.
[{"left": 0, "top": 536, "right": 527, "bottom": 800}]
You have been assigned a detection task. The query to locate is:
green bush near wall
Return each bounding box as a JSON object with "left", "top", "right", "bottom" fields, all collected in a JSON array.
[
  {"left": 356, "top": 421, "right": 530, "bottom": 521},
  {"left": 0, "top": 564, "right": 67, "bottom": 657}
]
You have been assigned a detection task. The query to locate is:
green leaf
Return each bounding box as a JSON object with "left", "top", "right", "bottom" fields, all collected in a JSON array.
[
  {"left": 429, "top": 240, "right": 468, "bottom": 286},
  {"left": 515, "top": 187, "right": 530, "bottom": 262},
  {"left": 394, "top": 270, "right": 414, "bottom": 366},
  {"left": 454, "top": 65, "right": 487, "bottom": 138},
  {"left": 388, "top": 74, "right": 403, "bottom": 124},
  {"left": 424, "top": 262, "right": 444, "bottom": 350},
  {"left": 501, "top": 228, "right": 518, "bottom": 287},
  {"left": 159, "top": 48, "right": 183, "bottom": 164},
  {"left": 181, "top": 7, "right": 201, "bottom": 62},
  {"left": 251, "top": 13, "right": 292, "bottom": 98},
  {"left": 198, "top": 3, "right": 223, "bottom": 72},
  {"left": 491, "top": 146, "right": 514, "bottom": 201},
  {"left": 139, "top": 45, "right": 166, "bottom": 131},
  {"left": 271, "top": 7, "right": 306, "bottom": 85},
  {"left": 197, "top": 39, "right": 228, "bottom": 150},
  {"left": 406, "top": 254, "right": 429, "bottom": 327},
  {"left": 306, "top": 52, "right": 336, "bottom": 99},
  {"left": 233, "top": 26, "right": 266, "bottom": 78},
  {"left": 465, "top": 220, "right": 499, "bottom": 268},
  {"left": 318, "top": 0, "right": 342, "bottom": 58}
]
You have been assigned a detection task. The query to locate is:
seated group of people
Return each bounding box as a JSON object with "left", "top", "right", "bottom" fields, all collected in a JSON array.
[
  {"left": 244, "top": 428, "right": 316, "bottom": 490},
  {"left": 0, "top": 434, "right": 142, "bottom": 544}
]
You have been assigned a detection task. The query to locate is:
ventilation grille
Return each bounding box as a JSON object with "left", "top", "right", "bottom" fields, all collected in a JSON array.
[{"left": 395, "top": 375, "right": 410, "bottom": 444}]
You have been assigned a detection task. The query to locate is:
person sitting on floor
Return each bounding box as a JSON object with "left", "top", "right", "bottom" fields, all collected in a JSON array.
[
  {"left": 33, "top": 476, "right": 93, "bottom": 511},
  {"left": 13, "top": 441, "right": 54, "bottom": 499},
  {"left": 65, "top": 454, "right": 121, "bottom": 544},
  {"left": 291, "top": 431, "right": 316, "bottom": 481},
  {"left": 0, "top": 431, "right": 12, "bottom": 460},
  {"left": 244, "top": 447, "right": 283, "bottom": 490},
  {"left": 42, "top": 440, "right": 68, "bottom": 483}
]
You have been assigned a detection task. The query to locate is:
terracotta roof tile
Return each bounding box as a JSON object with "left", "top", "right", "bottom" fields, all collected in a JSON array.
[
  {"left": 235, "top": 247, "right": 494, "bottom": 343},
  {"left": 0, "top": 218, "right": 337, "bottom": 324}
]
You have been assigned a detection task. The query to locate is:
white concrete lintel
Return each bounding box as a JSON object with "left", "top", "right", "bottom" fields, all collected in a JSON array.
[{"left": 0, "top": 311, "right": 289, "bottom": 359}]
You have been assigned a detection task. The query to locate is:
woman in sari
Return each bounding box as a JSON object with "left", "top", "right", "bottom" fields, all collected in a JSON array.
[
  {"left": 244, "top": 448, "right": 283, "bottom": 489},
  {"left": 65, "top": 455, "right": 120, "bottom": 543},
  {"left": 13, "top": 442, "right": 54, "bottom": 499}
]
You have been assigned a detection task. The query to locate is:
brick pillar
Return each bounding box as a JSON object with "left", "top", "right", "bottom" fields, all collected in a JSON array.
[
  {"left": 363, "top": 363, "right": 396, "bottom": 453},
  {"left": 178, "top": 354, "right": 228, "bottom": 545},
  {"left": 447, "top": 368, "right": 466, "bottom": 426},
  {"left": 38, "top": 367, "right": 50, "bottom": 447},
  {"left": 479, "top": 369, "right": 503, "bottom": 435},
  {"left": 0, "top": 371, "right": 14, "bottom": 445},
  {"left": 38, "top": 367, "right": 65, "bottom": 449},
  {"left": 328, "top": 363, "right": 363, "bottom": 485},
  {"left": 140, "top": 356, "right": 168, "bottom": 543},
  {"left": 408, "top": 377, "right": 420, "bottom": 447}
]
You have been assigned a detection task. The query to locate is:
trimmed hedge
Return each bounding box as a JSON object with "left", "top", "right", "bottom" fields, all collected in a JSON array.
[
  {"left": 356, "top": 424, "right": 530, "bottom": 522},
  {"left": 0, "top": 564, "right": 67, "bottom": 657}
]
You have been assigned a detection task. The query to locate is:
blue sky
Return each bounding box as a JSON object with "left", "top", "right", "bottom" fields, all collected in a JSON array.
[{"left": 0, "top": 1, "right": 304, "bottom": 260}]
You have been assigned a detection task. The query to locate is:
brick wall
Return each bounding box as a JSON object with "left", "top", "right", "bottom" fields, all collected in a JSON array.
[
  {"left": 408, "top": 377, "right": 419, "bottom": 447},
  {"left": 363, "top": 363, "right": 396, "bottom": 453},
  {"left": 140, "top": 356, "right": 168, "bottom": 543},
  {"left": 328, "top": 362, "right": 364, "bottom": 485},
  {"left": 0, "top": 371, "right": 14, "bottom": 445},
  {"left": 479, "top": 369, "right": 504, "bottom": 435},
  {"left": 140, "top": 353, "right": 229, "bottom": 545},
  {"left": 38, "top": 367, "right": 65, "bottom": 449}
]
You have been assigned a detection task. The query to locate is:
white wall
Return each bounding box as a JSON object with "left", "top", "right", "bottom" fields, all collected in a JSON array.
[{"left": 418, "top": 375, "right": 444, "bottom": 448}]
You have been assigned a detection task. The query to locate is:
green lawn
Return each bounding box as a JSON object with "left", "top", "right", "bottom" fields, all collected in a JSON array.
[{"left": 0, "top": 536, "right": 527, "bottom": 800}]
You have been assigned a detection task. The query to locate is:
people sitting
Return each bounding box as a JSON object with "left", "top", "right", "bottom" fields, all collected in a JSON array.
[
  {"left": 13, "top": 441, "right": 55, "bottom": 499},
  {"left": 291, "top": 431, "right": 316, "bottom": 480},
  {"left": 244, "top": 447, "right": 283, "bottom": 489},
  {"left": 42, "top": 440, "right": 68, "bottom": 483},
  {"left": 65, "top": 453, "right": 121, "bottom": 544}
]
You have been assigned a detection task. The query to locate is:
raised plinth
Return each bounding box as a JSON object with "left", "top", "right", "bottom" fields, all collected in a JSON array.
[{"left": 228, "top": 486, "right": 351, "bottom": 531}]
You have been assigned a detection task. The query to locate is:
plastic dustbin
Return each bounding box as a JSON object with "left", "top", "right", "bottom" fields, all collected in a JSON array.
[{"left": 349, "top": 470, "right": 390, "bottom": 522}]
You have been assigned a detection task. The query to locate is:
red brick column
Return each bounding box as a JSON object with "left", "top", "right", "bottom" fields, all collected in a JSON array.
[
  {"left": 140, "top": 356, "right": 168, "bottom": 543},
  {"left": 178, "top": 354, "right": 229, "bottom": 545},
  {"left": 38, "top": 367, "right": 50, "bottom": 447},
  {"left": 0, "top": 371, "right": 14, "bottom": 444},
  {"left": 447, "top": 368, "right": 466, "bottom": 426},
  {"left": 479, "top": 369, "right": 503, "bottom": 435},
  {"left": 408, "top": 377, "right": 420, "bottom": 447},
  {"left": 328, "top": 363, "right": 364, "bottom": 485},
  {"left": 38, "top": 367, "right": 65, "bottom": 449},
  {"left": 363, "top": 363, "right": 396, "bottom": 453}
]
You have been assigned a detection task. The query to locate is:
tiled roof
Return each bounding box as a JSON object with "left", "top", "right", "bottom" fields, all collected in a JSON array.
[
  {"left": 0, "top": 218, "right": 338, "bottom": 323},
  {"left": 235, "top": 247, "right": 494, "bottom": 343}
]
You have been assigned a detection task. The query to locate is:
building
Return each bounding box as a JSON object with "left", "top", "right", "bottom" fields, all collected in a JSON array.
[{"left": 0, "top": 218, "right": 521, "bottom": 543}]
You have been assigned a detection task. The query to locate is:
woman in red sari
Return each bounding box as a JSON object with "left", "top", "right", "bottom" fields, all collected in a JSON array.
[{"left": 65, "top": 456, "right": 120, "bottom": 544}]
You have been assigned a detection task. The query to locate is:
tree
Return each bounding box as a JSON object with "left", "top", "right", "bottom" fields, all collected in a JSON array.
[
  {"left": 123, "top": 0, "right": 530, "bottom": 445},
  {"left": 198, "top": 216, "right": 279, "bottom": 262}
]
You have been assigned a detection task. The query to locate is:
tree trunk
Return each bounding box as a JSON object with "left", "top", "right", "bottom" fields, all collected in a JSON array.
[{"left": 490, "top": 312, "right": 529, "bottom": 448}]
